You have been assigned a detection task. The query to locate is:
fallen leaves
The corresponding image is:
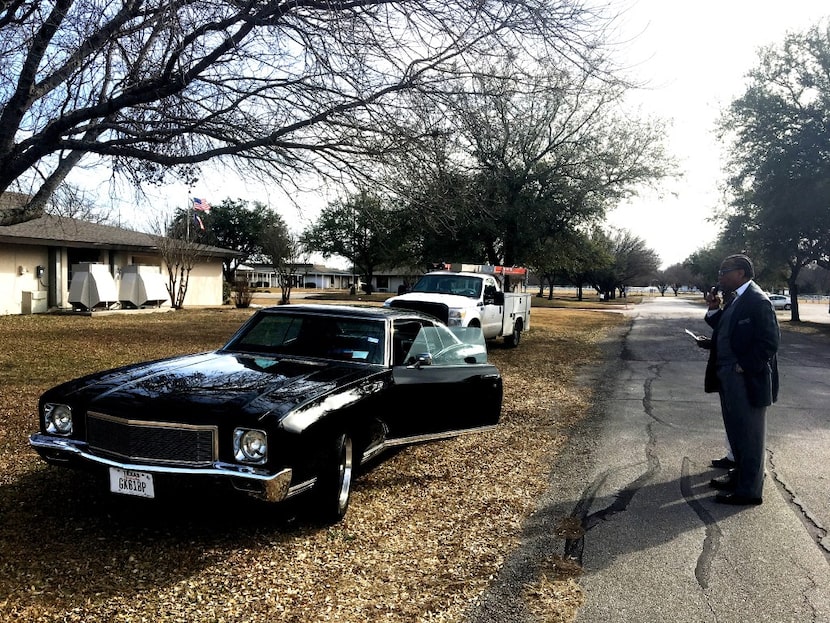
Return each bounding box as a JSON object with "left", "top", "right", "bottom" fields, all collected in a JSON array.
[{"left": 0, "top": 305, "right": 627, "bottom": 622}]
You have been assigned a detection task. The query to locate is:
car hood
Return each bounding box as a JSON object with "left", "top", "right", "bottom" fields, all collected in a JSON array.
[{"left": 45, "top": 351, "right": 378, "bottom": 424}]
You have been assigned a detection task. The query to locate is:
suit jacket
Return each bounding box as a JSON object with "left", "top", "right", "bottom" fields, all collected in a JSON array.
[{"left": 703, "top": 281, "right": 780, "bottom": 407}]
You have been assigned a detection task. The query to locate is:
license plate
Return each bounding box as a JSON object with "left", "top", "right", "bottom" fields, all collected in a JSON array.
[{"left": 109, "top": 467, "right": 155, "bottom": 499}]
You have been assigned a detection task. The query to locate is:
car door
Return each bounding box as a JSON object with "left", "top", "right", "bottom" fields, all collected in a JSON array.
[
  {"left": 480, "top": 276, "right": 504, "bottom": 337},
  {"left": 384, "top": 320, "right": 502, "bottom": 442}
]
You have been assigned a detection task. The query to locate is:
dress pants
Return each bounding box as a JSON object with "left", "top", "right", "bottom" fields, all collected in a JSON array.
[{"left": 717, "top": 365, "right": 766, "bottom": 499}]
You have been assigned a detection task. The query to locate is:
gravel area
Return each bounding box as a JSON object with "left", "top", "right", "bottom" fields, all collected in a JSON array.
[{"left": 0, "top": 306, "right": 627, "bottom": 622}]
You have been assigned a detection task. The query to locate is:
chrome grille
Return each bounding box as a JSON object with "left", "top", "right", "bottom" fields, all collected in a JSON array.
[{"left": 86, "top": 412, "right": 217, "bottom": 466}]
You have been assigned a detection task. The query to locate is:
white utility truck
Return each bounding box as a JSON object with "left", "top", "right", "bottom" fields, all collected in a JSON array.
[{"left": 384, "top": 264, "right": 531, "bottom": 347}]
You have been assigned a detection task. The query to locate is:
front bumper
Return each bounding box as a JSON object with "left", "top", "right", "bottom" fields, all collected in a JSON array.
[{"left": 29, "top": 433, "right": 294, "bottom": 503}]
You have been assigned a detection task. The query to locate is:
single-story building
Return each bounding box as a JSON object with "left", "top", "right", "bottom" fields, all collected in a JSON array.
[
  {"left": 236, "top": 262, "right": 356, "bottom": 290},
  {"left": 237, "top": 263, "right": 426, "bottom": 295},
  {"left": 0, "top": 197, "right": 239, "bottom": 315}
]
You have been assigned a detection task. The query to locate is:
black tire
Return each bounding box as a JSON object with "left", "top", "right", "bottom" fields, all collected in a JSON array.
[
  {"left": 313, "top": 432, "right": 354, "bottom": 524},
  {"left": 504, "top": 322, "right": 521, "bottom": 348}
]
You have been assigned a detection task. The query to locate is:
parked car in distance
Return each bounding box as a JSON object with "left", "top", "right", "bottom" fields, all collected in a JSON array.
[
  {"left": 768, "top": 294, "right": 792, "bottom": 310},
  {"left": 29, "top": 305, "right": 503, "bottom": 523}
]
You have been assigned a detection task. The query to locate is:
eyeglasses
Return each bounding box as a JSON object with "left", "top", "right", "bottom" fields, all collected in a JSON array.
[{"left": 718, "top": 267, "right": 740, "bottom": 276}]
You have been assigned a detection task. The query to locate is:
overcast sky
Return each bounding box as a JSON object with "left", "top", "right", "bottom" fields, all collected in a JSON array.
[{"left": 607, "top": 0, "right": 829, "bottom": 268}]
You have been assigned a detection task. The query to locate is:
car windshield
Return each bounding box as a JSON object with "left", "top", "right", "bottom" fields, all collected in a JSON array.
[
  {"left": 403, "top": 325, "right": 489, "bottom": 366},
  {"left": 411, "top": 274, "right": 482, "bottom": 298},
  {"left": 224, "top": 312, "right": 386, "bottom": 364}
]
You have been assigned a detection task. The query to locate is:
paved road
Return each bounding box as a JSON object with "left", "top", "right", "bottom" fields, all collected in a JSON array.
[
  {"left": 573, "top": 296, "right": 830, "bottom": 622},
  {"left": 466, "top": 296, "right": 830, "bottom": 623}
]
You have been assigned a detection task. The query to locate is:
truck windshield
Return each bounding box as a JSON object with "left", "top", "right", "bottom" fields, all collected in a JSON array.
[{"left": 412, "top": 275, "right": 482, "bottom": 298}]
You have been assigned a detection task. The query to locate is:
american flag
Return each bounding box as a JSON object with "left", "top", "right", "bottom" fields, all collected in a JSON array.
[
  {"left": 192, "top": 197, "right": 211, "bottom": 213},
  {"left": 194, "top": 213, "right": 205, "bottom": 231}
]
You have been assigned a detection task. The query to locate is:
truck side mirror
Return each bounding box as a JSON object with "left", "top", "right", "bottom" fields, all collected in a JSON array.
[{"left": 492, "top": 291, "right": 504, "bottom": 306}]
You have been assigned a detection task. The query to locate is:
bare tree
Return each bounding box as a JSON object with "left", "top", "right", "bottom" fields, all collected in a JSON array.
[
  {"left": 260, "top": 213, "right": 299, "bottom": 304},
  {"left": 388, "top": 63, "right": 673, "bottom": 268},
  {"left": 0, "top": 0, "right": 621, "bottom": 226},
  {"left": 46, "top": 182, "right": 112, "bottom": 223},
  {"left": 151, "top": 213, "right": 209, "bottom": 309}
]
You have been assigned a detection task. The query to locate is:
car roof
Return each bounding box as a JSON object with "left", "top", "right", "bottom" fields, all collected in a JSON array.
[{"left": 257, "top": 303, "right": 438, "bottom": 322}]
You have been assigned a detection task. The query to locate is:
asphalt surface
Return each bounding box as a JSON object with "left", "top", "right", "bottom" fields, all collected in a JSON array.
[{"left": 465, "top": 297, "right": 830, "bottom": 623}]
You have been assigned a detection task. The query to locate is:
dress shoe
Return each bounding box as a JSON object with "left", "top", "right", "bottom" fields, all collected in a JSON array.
[
  {"left": 715, "top": 493, "right": 762, "bottom": 506},
  {"left": 709, "top": 474, "right": 737, "bottom": 491},
  {"left": 711, "top": 456, "right": 737, "bottom": 469}
]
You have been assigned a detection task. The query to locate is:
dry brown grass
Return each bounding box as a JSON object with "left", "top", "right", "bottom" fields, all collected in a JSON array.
[{"left": 0, "top": 304, "right": 628, "bottom": 623}]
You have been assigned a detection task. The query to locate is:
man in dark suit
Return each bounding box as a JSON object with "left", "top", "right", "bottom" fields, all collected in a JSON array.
[{"left": 701, "top": 254, "right": 780, "bottom": 505}]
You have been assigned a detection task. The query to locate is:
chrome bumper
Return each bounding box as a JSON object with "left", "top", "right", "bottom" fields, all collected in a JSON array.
[{"left": 29, "top": 433, "right": 294, "bottom": 503}]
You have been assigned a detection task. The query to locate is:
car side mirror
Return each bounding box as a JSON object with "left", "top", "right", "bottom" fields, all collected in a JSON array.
[{"left": 412, "top": 353, "right": 433, "bottom": 368}]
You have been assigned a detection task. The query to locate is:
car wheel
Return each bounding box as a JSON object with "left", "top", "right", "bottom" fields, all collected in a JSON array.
[
  {"left": 785, "top": 304, "right": 791, "bottom": 310},
  {"left": 313, "top": 432, "right": 354, "bottom": 523},
  {"left": 504, "top": 322, "right": 521, "bottom": 348}
]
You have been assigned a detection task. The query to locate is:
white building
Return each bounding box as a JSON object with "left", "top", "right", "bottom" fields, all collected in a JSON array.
[
  {"left": 236, "top": 262, "right": 356, "bottom": 290},
  {"left": 0, "top": 198, "right": 238, "bottom": 315}
]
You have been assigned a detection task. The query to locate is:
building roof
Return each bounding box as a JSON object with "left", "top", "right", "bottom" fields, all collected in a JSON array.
[{"left": 0, "top": 214, "right": 238, "bottom": 257}]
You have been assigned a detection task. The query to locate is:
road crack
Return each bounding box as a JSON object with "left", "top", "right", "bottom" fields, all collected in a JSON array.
[
  {"left": 768, "top": 450, "right": 830, "bottom": 562},
  {"left": 680, "top": 456, "right": 723, "bottom": 589}
]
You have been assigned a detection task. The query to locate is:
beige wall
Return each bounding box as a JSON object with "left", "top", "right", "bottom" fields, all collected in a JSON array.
[
  {"left": 168, "top": 258, "right": 225, "bottom": 307},
  {"left": 0, "top": 242, "right": 227, "bottom": 314},
  {"left": 0, "top": 244, "right": 50, "bottom": 315}
]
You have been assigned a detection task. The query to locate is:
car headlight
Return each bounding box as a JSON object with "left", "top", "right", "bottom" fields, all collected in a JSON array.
[
  {"left": 447, "top": 308, "right": 466, "bottom": 326},
  {"left": 233, "top": 428, "right": 268, "bottom": 464},
  {"left": 44, "top": 403, "right": 73, "bottom": 435}
]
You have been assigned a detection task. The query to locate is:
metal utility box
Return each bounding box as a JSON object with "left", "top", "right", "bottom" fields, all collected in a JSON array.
[
  {"left": 68, "top": 263, "right": 118, "bottom": 311},
  {"left": 118, "top": 265, "right": 169, "bottom": 309},
  {"left": 21, "top": 291, "right": 47, "bottom": 314}
]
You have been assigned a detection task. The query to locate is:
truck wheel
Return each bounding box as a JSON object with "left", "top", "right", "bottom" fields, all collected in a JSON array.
[
  {"left": 505, "top": 322, "right": 522, "bottom": 347},
  {"left": 312, "top": 432, "right": 354, "bottom": 524}
]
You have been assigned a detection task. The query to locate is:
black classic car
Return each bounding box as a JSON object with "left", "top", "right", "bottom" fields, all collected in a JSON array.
[{"left": 29, "top": 304, "right": 503, "bottom": 522}]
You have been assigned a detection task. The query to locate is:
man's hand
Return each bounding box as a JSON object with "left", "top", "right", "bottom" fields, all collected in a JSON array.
[
  {"left": 705, "top": 287, "right": 721, "bottom": 310},
  {"left": 696, "top": 336, "right": 712, "bottom": 350}
]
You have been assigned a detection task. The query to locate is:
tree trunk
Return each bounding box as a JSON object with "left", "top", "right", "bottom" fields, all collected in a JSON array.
[{"left": 787, "top": 274, "right": 801, "bottom": 322}]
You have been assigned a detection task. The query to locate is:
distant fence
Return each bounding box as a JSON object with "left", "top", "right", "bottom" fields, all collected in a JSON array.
[
  {"left": 543, "top": 287, "right": 830, "bottom": 304},
  {"left": 798, "top": 295, "right": 830, "bottom": 304}
]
